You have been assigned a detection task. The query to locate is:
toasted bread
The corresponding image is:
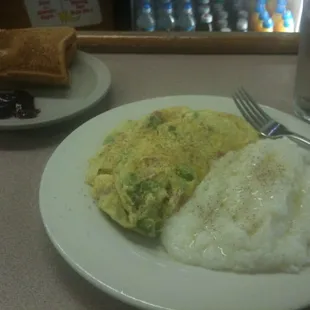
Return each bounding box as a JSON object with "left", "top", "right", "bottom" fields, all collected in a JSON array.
[{"left": 0, "top": 27, "right": 77, "bottom": 86}]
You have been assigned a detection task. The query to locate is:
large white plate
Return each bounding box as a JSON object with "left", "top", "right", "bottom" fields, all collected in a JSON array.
[
  {"left": 0, "top": 51, "right": 111, "bottom": 130},
  {"left": 39, "top": 95, "right": 310, "bottom": 310}
]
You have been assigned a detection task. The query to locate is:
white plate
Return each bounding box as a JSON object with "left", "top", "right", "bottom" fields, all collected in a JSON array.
[
  {"left": 0, "top": 51, "right": 111, "bottom": 130},
  {"left": 39, "top": 95, "right": 310, "bottom": 310}
]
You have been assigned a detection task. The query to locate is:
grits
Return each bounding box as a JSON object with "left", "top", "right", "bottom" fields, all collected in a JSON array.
[{"left": 162, "top": 138, "right": 310, "bottom": 273}]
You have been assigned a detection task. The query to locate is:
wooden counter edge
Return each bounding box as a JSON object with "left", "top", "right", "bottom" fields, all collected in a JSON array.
[{"left": 77, "top": 31, "right": 299, "bottom": 55}]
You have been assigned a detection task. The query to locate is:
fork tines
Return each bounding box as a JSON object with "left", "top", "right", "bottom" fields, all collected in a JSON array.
[{"left": 233, "top": 88, "right": 271, "bottom": 131}]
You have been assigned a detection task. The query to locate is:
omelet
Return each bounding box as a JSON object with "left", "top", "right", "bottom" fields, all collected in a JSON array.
[{"left": 86, "top": 107, "right": 258, "bottom": 237}]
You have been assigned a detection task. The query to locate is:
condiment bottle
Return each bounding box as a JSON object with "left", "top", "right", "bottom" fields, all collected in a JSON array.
[
  {"left": 256, "top": 10, "right": 270, "bottom": 31},
  {"left": 157, "top": 2, "right": 176, "bottom": 31},
  {"left": 176, "top": 2, "right": 196, "bottom": 31},
  {"left": 136, "top": 2, "right": 156, "bottom": 32},
  {"left": 260, "top": 17, "right": 274, "bottom": 32},
  {"left": 197, "top": 5, "right": 211, "bottom": 27},
  {"left": 272, "top": 3, "right": 285, "bottom": 31},
  {"left": 274, "top": 9, "right": 294, "bottom": 33},
  {"left": 215, "top": 10, "right": 228, "bottom": 31},
  {"left": 282, "top": 10, "right": 294, "bottom": 32},
  {"left": 216, "top": 18, "right": 228, "bottom": 31},
  {"left": 236, "top": 18, "right": 248, "bottom": 32},
  {"left": 251, "top": 2, "right": 265, "bottom": 30},
  {"left": 198, "top": 13, "right": 213, "bottom": 31}
]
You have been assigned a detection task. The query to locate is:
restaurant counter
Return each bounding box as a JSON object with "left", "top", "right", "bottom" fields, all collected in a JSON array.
[{"left": 0, "top": 53, "right": 300, "bottom": 310}]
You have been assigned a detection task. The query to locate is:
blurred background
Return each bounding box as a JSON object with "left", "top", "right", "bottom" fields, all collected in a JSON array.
[
  {"left": 131, "top": 0, "right": 301, "bottom": 32},
  {"left": 0, "top": 0, "right": 303, "bottom": 33}
]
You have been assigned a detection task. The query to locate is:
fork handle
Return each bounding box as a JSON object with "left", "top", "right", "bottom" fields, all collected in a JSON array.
[{"left": 287, "top": 134, "right": 310, "bottom": 149}]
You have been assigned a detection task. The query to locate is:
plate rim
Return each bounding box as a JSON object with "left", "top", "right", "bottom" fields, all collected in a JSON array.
[
  {"left": 39, "top": 95, "right": 310, "bottom": 310},
  {"left": 0, "top": 51, "right": 111, "bottom": 130}
]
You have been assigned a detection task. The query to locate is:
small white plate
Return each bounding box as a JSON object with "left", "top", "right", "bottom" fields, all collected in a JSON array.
[
  {"left": 39, "top": 95, "right": 310, "bottom": 310},
  {"left": 0, "top": 51, "right": 111, "bottom": 130}
]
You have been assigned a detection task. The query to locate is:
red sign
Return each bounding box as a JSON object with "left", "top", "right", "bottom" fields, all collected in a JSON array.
[{"left": 37, "top": 9, "right": 55, "bottom": 16}]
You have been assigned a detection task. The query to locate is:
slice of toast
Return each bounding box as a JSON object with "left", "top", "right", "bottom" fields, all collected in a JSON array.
[{"left": 0, "top": 27, "right": 77, "bottom": 86}]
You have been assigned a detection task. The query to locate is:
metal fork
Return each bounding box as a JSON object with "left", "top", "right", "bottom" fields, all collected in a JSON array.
[{"left": 233, "top": 88, "right": 310, "bottom": 149}]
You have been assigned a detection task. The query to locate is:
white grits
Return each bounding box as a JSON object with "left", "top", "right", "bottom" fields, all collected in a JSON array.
[{"left": 162, "top": 138, "right": 310, "bottom": 273}]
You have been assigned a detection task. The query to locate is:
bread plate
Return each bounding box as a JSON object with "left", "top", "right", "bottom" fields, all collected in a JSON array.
[{"left": 0, "top": 51, "right": 111, "bottom": 130}]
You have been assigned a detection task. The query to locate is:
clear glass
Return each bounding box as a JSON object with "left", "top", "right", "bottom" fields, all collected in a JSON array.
[{"left": 294, "top": 0, "right": 310, "bottom": 122}]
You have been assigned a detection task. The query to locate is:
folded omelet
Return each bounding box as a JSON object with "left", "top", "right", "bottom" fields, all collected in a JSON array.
[{"left": 86, "top": 107, "right": 258, "bottom": 237}]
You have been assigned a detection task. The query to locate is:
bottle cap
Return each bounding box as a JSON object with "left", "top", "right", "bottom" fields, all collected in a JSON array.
[
  {"left": 257, "top": 0, "right": 267, "bottom": 4},
  {"left": 259, "top": 10, "right": 270, "bottom": 21},
  {"left": 277, "top": 0, "right": 287, "bottom": 5},
  {"left": 184, "top": 3, "right": 193, "bottom": 10},
  {"left": 201, "top": 13, "right": 213, "bottom": 24},
  {"left": 283, "top": 10, "right": 293, "bottom": 20},
  {"left": 164, "top": 2, "right": 173, "bottom": 10},
  {"left": 263, "top": 17, "right": 274, "bottom": 29},
  {"left": 143, "top": 3, "right": 152, "bottom": 10},
  {"left": 255, "top": 3, "right": 265, "bottom": 13},
  {"left": 275, "top": 4, "right": 285, "bottom": 14}
]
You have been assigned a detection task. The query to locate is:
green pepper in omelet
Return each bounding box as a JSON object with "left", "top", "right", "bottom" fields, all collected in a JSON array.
[{"left": 86, "top": 107, "right": 258, "bottom": 237}]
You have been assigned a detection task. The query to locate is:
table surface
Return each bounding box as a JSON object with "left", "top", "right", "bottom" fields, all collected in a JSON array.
[{"left": 0, "top": 54, "right": 301, "bottom": 310}]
